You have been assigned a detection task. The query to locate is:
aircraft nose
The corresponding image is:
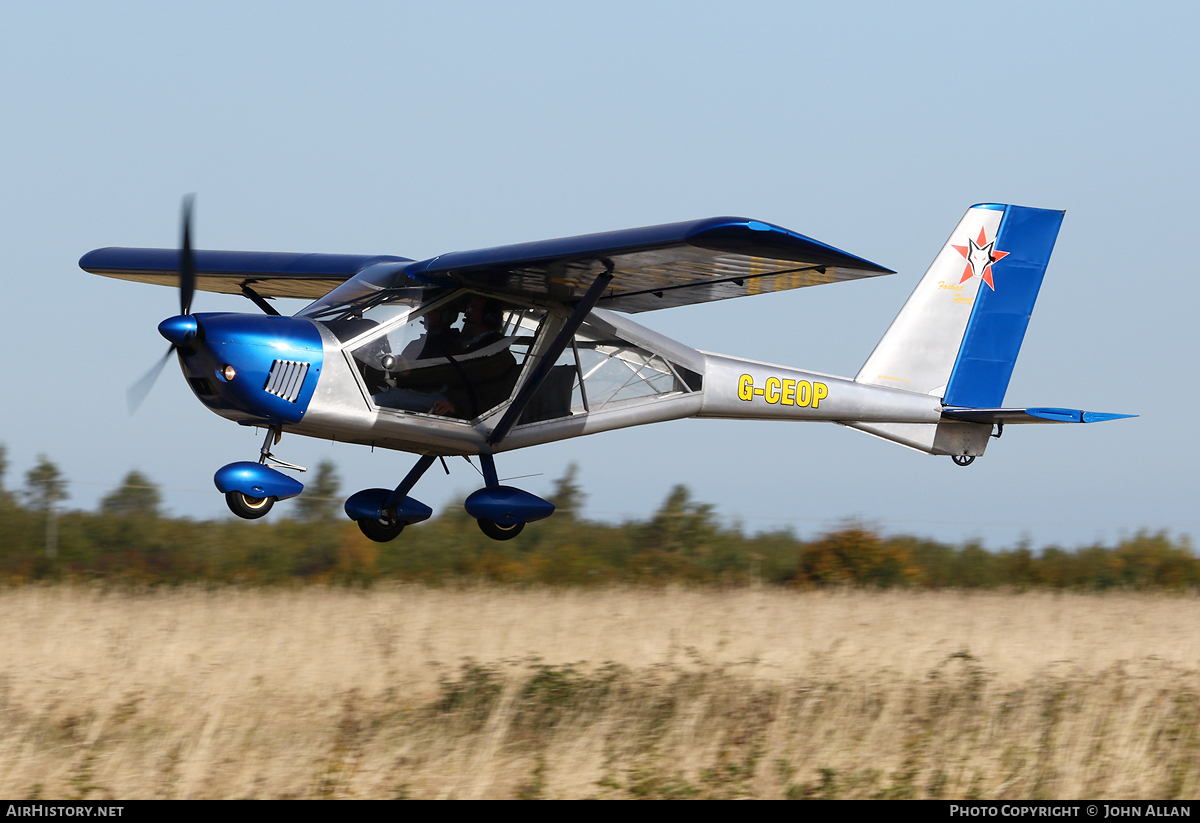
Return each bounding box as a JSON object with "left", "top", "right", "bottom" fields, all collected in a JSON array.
[
  {"left": 158, "top": 315, "right": 198, "bottom": 346},
  {"left": 184, "top": 312, "right": 325, "bottom": 424}
]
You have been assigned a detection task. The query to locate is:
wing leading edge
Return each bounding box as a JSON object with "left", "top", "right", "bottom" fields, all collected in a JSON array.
[
  {"left": 79, "top": 248, "right": 412, "bottom": 301},
  {"left": 405, "top": 217, "right": 893, "bottom": 312}
]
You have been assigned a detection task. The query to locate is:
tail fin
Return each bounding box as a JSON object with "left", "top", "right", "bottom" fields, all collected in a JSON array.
[{"left": 856, "top": 204, "right": 1064, "bottom": 407}]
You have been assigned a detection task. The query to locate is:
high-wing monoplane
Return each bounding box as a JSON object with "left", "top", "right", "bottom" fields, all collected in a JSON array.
[{"left": 81, "top": 203, "right": 1133, "bottom": 541}]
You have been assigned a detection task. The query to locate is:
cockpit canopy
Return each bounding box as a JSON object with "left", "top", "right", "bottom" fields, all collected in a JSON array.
[
  {"left": 298, "top": 279, "right": 702, "bottom": 427},
  {"left": 296, "top": 260, "right": 428, "bottom": 331}
]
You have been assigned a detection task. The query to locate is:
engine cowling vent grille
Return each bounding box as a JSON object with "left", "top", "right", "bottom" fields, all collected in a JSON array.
[{"left": 264, "top": 360, "right": 309, "bottom": 403}]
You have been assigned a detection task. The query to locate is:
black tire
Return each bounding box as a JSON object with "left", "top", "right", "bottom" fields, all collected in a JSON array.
[
  {"left": 477, "top": 519, "right": 525, "bottom": 541},
  {"left": 358, "top": 517, "right": 405, "bottom": 543},
  {"left": 226, "top": 490, "right": 275, "bottom": 519}
]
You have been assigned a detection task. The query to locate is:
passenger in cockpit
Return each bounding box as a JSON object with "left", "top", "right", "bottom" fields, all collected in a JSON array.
[
  {"left": 372, "top": 296, "right": 522, "bottom": 419},
  {"left": 437, "top": 297, "right": 521, "bottom": 418}
]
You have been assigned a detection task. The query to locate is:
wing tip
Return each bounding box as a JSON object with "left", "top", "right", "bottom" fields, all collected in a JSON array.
[{"left": 686, "top": 218, "right": 893, "bottom": 274}]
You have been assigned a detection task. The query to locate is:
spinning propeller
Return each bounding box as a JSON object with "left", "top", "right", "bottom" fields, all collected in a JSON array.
[{"left": 126, "top": 195, "right": 198, "bottom": 414}]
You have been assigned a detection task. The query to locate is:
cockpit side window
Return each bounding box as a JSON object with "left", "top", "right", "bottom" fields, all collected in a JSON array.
[
  {"left": 510, "top": 316, "right": 696, "bottom": 429},
  {"left": 351, "top": 294, "right": 545, "bottom": 421},
  {"left": 570, "top": 318, "right": 688, "bottom": 412}
]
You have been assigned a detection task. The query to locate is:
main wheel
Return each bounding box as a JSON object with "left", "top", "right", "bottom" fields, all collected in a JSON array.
[
  {"left": 226, "top": 490, "right": 275, "bottom": 519},
  {"left": 477, "top": 519, "right": 525, "bottom": 541},
  {"left": 358, "top": 517, "right": 405, "bottom": 543},
  {"left": 952, "top": 455, "right": 976, "bottom": 467}
]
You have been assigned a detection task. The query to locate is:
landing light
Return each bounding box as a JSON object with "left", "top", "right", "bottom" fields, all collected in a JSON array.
[{"left": 220, "top": 364, "right": 237, "bottom": 381}]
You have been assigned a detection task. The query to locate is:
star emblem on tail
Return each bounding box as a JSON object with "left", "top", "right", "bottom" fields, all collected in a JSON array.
[{"left": 952, "top": 227, "right": 1009, "bottom": 290}]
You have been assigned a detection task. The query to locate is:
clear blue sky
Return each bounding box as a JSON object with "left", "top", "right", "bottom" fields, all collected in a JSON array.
[{"left": 2, "top": 1, "right": 1195, "bottom": 548}]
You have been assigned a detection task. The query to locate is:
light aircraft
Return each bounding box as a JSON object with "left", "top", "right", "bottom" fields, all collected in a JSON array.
[{"left": 81, "top": 202, "right": 1133, "bottom": 542}]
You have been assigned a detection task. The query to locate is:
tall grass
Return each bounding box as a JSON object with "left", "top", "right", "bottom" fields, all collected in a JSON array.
[{"left": 1, "top": 586, "right": 1197, "bottom": 798}]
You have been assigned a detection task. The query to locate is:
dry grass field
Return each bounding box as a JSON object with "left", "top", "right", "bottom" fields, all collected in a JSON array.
[{"left": 2, "top": 585, "right": 1199, "bottom": 799}]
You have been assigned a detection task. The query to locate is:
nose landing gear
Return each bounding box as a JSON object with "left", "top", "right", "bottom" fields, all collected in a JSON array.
[{"left": 215, "top": 425, "right": 307, "bottom": 519}]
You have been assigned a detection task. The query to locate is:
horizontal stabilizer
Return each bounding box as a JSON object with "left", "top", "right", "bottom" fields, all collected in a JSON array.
[{"left": 942, "top": 407, "right": 1137, "bottom": 425}]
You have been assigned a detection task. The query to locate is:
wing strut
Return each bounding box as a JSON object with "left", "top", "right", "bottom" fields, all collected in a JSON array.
[
  {"left": 487, "top": 270, "right": 615, "bottom": 446},
  {"left": 240, "top": 282, "right": 282, "bottom": 316}
]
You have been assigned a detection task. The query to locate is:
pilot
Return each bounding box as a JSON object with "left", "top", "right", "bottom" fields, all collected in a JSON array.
[
  {"left": 373, "top": 302, "right": 465, "bottom": 414},
  {"left": 372, "top": 296, "right": 521, "bottom": 419},
  {"left": 383, "top": 303, "right": 464, "bottom": 374},
  {"left": 405, "top": 302, "right": 464, "bottom": 362}
]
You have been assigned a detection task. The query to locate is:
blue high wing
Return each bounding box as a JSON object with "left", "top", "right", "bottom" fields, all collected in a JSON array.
[
  {"left": 79, "top": 248, "right": 412, "bottom": 300},
  {"left": 406, "top": 217, "right": 893, "bottom": 312},
  {"left": 80, "top": 217, "right": 891, "bottom": 311}
]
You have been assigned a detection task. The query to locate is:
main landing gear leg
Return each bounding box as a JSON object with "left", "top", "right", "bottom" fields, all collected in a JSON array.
[
  {"left": 476, "top": 454, "right": 523, "bottom": 540},
  {"left": 463, "top": 454, "right": 555, "bottom": 541},
  {"left": 345, "top": 454, "right": 437, "bottom": 543}
]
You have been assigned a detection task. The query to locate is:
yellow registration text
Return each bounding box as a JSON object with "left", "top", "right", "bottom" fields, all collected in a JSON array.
[{"left": 737, "top": 374, "right": 828, "bottom": 408}]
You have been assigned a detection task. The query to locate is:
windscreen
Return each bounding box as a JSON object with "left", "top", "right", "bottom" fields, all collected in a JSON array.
[{"left": 297, "top": 261, "right": 432, "bottom": 324}]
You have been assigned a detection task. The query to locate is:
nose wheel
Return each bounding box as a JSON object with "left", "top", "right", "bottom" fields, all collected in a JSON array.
[
  {"left": 477, "top": 519, "right": 525, "bottom": 540},
  {"left": 225, "top": 490, "right": 275, "bottom": 519},
  {"left": 217, "top": 426, "right": 306, "bottom": 520}
]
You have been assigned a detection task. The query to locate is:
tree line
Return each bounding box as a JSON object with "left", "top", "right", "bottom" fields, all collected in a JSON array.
[{"left": 0, "top": 446, "right": 1194, "bottom": 589}]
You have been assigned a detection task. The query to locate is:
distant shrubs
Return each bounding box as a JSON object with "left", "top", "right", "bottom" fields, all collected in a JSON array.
[
  {"left": 0, "top": 455, "right": 1193, "bottom": 589},
  {"left": 796, "top": 527, "right": 919, "bottom": 587}
]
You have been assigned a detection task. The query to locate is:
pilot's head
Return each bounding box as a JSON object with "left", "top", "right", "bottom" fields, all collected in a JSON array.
[
  {"left": 464, "top": 296, "right": 503, "bottom": 335},
  {"left": 422, "top": 304, "right": 458, "bottom": 332}
]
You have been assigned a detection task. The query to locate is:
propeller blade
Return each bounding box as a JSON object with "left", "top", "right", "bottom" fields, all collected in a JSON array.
[
  {"left": 179, "top": 194, "right": 196, "bottom": 316},
  {"left": 127, "top": 195, "right": 198, "bottom": 415},
  {"left": 126, "top": 345, "right": 175, "bottom": 416}
]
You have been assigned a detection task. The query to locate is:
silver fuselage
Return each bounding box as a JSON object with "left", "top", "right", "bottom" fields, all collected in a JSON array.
[{"left": 260, "top": 306, "right": 943, "bottom": 457}]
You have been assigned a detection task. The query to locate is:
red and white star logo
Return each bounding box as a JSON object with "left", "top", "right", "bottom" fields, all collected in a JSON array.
[{"left": 952, "top": 227, "right": 1008, "bottom": 291}]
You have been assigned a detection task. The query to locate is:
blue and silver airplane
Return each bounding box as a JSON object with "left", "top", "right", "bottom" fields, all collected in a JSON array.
[{"left": 81, "top": 202, "right": 1132, "bottom": 542}]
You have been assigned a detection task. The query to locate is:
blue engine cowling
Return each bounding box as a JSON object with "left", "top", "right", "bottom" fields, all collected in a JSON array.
[
  {"left": 214, "top": 462, "right": 304, "bottom": 500},
  {"left": 174, "top": 313, "right": 324, "bottom": 425},
  {"left": 463, "top": 486, "right": 555, "bottom": 526}
]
